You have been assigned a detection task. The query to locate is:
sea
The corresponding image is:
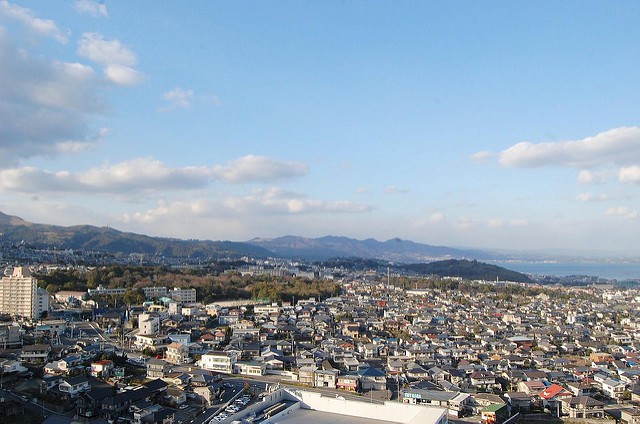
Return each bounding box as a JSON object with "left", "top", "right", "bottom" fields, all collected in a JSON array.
[{"left": 486, "top": 261, "right": 640, "bottom": 281}]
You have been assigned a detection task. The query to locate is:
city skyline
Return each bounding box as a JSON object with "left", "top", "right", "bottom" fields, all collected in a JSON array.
[{"left": 1, "top": 1, "right": 639, "bottom": 255}]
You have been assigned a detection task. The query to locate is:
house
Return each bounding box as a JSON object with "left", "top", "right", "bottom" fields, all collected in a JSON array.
[
  {"left": 470, "top": 370, "right": 497, "bottom": 389},
  {"left": 517, "top": 380, "right": 546, "bottom": 396},
  {"left": 199, "top": 351, "right": 237, "bottom": 374},
  {"left": 539, "top": 383, "right": 573, "bottom": 415},
  {"left": 59, "top": 375, "right": 90, "bottom": 398},
  {"left": 165, "top": 387, "right": 187, "bottom": 405},
  {"left": 314, "top": 369, "right": 338, "bottom": 389},
  {"left": 90, "top": 359, "right": 114, "bottom": 378},
  {"left": 299, "top": 365, "right": 317, "bottom": 386},
  {"left": 481, "top": 403, "right": 509, "bottom": 424},
  {"left": 560, "top": 396, "right": 605, "bottom": 419},
  {"left": 504, "top": 392, "right": 532, "bottom": 412},
  {"left": 356, "top": 366, "right": 387, "bottom": 390},
  {"left": 165, "top": 342, "right": 190, "bottom": 364},
  {"left": 337, "top": 375, "right": 360, "bottom": 392},
  {"left": 194, "top": 385, "right": 219, "bottom": 406},
  {"left": 21, "top": 344, "right": 52, "bottom": 363},
  {"left": 235, "top": 361, "right": 267, "bottom": 376},
  {"left": 601, "top": 378, "right": 627, "bottom": 402},
  {"left": 146, "top": 358, "right": 169, "bottom": 379},
  {"left": 620, "top": 407, "right": 640, "bottom": 424}
]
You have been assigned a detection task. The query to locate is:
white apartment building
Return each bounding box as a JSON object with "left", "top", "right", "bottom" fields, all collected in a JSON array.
[
  {"left": 0, "top": 266, "right": 39, "bottom": 319},
  {"left": 170, "top": 288, "right": 197, "bottom": 304},
  {"left": 37, "top": 287, "right": 50, "bottom": 316},
  {"left": 198, "top": 351, "right": 237, "bottom": 374},
  {"left": 138, "top": 313, "right": 160, "bottom": 335},
  {"left": 142, "top": 286, "right": 168, "bottom": 299}
]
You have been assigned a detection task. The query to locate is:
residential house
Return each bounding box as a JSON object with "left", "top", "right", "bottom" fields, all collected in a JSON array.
[
  {"left": 357, "top": 366, "right": 387, "bottom": 390},
  {"left": 59, "top": 375, "right": 90, "bottom": 398},
  {"left": 90, "top": 359, "right": 114, "bottom": 378},
  {"left": 165, "top": 342, "right": 190, "bottom": 364},
  {"left": 560, "top": 396, "right": 605, "bottom": 419},
  {"left": 314, "top": 369, "right": 338, "bottom": 389},
  {"left": 146, "top": 358, "right": 169, "bottom": 379},
  {"left": 21, "top": 344, "right": 52, "bottom": 363},
  {"left": 620, "top": 407, "right": 640, "bottom": 424},
  {"left": 337, "top": 375, "right": 360, "bottom": 392},
  {"left": 481, "top": 403, "right": 509, "bottom": 424},
  {"left": 601, "top": 378, "right": 627, "bottom": 402}
]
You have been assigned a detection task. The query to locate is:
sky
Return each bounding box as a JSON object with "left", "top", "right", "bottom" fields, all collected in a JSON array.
[{"left": 1, "top": 0, "right": 640, "bottom": 256}]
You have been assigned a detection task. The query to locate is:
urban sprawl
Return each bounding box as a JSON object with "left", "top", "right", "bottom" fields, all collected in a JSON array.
[{"left": 1, "top": 256, "right": 640, "bottom": 424}]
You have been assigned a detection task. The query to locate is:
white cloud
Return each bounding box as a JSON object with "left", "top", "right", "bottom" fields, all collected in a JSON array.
[
  {"left": 470, "top": 150, "right": 493, "bottom": 163},
  {"left": 606, "top": 206, "right": 638, "bottom": 220},
  {"left": 0, "top": 28, "right": 106, "bottom": 164},
  {"left": 0, "top": 158, "right": 213, "bottom": 194},
  {"left": 78, "top": 32, "right": 136, "bottom": 66},
  {"left": 75, "top": 0, "right": 108, "bottom": 18},
  {"left": 123, "top": 190, "right": 371, "bottom": 225},
  {"left": 77, "top": 32, "right": 142, "bottom": 86},
  {"left": 576, "top": 192, "right": 609, "bottom": 202},
  {"left": 0, "top": 1, "right": 69, "bottom": 43},
  {"left": 161, "top": 87, "right": 194, "bottom": 111},
  {"left": 577, "top": 169, "right": 611, "bottom": 185},
  {"left": 104, "top": 64, "right": 143, "bottom": 86},
  {"left": 498, "top": 127, "right": 640, "bottom": 168},
  {"left": 213, "top": 155, "right": 309, "bottom": 183},
  {"left": 619, "top": 165, "right": 640, "bottom": 184},
  {"left": 384, "top": 185, "right": 410, "bottom": 195}
]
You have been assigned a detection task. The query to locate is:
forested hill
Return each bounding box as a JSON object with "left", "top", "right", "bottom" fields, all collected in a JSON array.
[{"left": 401, "top": 259, "right": 532, "bottom": 283}]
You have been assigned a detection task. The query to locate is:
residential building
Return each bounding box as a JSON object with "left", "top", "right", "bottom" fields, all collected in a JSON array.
[
  {"left": 59, "top": 375, "right": 90, "bottom": 398},
  {"left": 142, "top": 286, "right": 168, "bottom": 299},
  {"left": 0, "top": 266, "right": 38, "bottom": 319},
  {"left": 138, "top": 313, "right": 161, "bottom": 335},
  {"left": 147, "top": 358, "right": 169, "bottom": 379},
  {"left": 199, "top": 351, "right": 237, "bottom": 374},
  {"left": 169, "top": 287, "right": 197, "bottom": 304},
  {"left": 165, "top": 342, "right": 190, "bottom": 364},
  {"left": 560, "top": 396, "right": 605, "bottom": 419},
  {"left": 21, "top": 344, "right": 52, "bottom": 363}
]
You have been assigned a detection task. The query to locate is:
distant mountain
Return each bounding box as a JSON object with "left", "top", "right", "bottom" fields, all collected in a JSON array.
[
  {"left": 0, "top": 211, "right": 272, "bottom": 258},
  {"left": 247, "top": 235, "right": 506, "bottom": 262}
]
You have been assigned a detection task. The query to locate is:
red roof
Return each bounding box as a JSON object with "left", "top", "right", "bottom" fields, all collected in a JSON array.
[{"left": 539, "top": 384, "right": 572, "bottom": 400}]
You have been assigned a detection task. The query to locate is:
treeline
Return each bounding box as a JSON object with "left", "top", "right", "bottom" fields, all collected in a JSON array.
[{"left": 34, "top": 266, "right": 340, "bottom": 305}]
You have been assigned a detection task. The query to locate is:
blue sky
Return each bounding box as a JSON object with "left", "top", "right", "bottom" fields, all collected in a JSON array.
[{"left": 1, "top": 0, "right": 640, "bottom": 255}]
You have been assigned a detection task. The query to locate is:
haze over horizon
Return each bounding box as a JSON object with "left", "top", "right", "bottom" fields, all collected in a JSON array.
[{"left": 1, "top": 1, "right": 639, "bottom": 256}]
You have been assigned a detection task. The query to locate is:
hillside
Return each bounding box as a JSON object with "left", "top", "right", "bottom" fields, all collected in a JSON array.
[
  {"left": 401, "top": 259, "right": 532, "bottom": 283},
  {"left": 0, "top": 211, "right": 271, "bottom": 258},
  {"left": 247, "top": 235, "right": 506, "bottom": 262}
]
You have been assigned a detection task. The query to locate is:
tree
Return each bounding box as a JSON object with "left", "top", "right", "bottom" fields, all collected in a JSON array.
[{"left": 124, "top": 289, "right": 145, "bottom": 307}]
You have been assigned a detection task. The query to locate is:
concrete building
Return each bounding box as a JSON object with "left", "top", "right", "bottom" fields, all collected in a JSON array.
[
  {"left": 198, "top": 351, "right": 237, "bottom": 374},
  {"left": 169, "top": 288, "right": 197, "bottom": 304},
  {"left": 142, "top": 286, "right": 168, "bottom": 299},
  {"left": 0, "top": 267, "right": 39, "bottom": 319},
  {"left": 138, "top": 313, "right": 160, "bottom": 335}
]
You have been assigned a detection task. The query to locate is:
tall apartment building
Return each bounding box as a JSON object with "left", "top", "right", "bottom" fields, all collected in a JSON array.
[{"left": 0, "top": 266, "right": 39, "bottom": 319}]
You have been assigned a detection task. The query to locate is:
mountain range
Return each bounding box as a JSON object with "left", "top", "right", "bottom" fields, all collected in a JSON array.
[
  {"left": 0, "top": 211, "right": 504, "bottom": 262},
  {"left": 247, "top": 235, "right": 506, "bottom": 261}
]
